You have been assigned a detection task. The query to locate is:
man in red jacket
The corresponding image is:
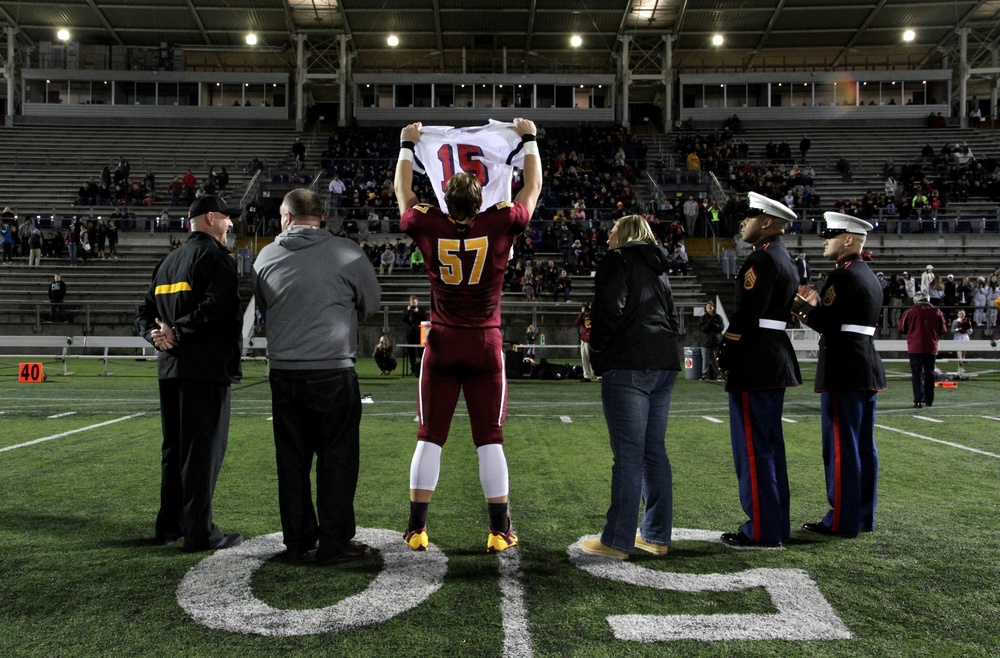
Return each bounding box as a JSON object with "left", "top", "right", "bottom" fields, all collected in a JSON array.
[{"left": 897, "top": 291, "right": 947, "bottom": 408}]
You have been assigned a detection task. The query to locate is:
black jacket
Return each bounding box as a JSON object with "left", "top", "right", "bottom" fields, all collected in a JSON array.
[
  {"left": 719, "top": 235, "right": 802, "bottom": 391},
  {"left": 136, "top": 232, "right": 242, "bottom": 384},
  {"left": 799, "top": 254, "right": 886, "bottom": 392},
  {"left": 590, "top": 241, "right": 680, "bottom": 375}
]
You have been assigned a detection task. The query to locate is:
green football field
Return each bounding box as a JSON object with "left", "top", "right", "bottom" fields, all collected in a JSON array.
[{"left": 1, "top": 356, "right": 998, "bottom": 657}]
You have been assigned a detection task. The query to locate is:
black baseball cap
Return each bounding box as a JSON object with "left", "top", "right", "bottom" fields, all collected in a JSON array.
[{"left": 189, "top": 195, "right": 242, "bottom": 219}]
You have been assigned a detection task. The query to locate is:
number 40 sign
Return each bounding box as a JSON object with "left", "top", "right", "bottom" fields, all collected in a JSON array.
[{"left": 18, "top": 362, "right": 46, "bottom": 383}]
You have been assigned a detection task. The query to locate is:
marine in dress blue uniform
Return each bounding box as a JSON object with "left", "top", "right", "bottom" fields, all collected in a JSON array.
[
  {"left": 793, "top": 212, "right": 886, "bottom": 538},
  {"left": 718, "top": 192, "right": 802, "bottom": 549}
]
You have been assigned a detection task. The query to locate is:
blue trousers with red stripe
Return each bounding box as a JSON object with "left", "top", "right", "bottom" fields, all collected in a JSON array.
[
  {"left": 728, "top": 390, "right": 790, "bottom": 543},
  {"left": 820, "top": 391, "right": 879, "bottom": 536}
]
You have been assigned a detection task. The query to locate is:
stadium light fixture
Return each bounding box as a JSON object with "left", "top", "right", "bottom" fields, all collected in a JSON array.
[
  {"left": 570, "top": 35, "right": 582, "bottom": 48},
  {"left": 712, "top": 34, "right": 724, "bottom": 47},
  {"left": 245, "top": 33, "right": 258, "bottom": 46},
  {"left": 387, "top": 35, "right": 399, "bottom": 47},
  {"left": 57, "top": 29, "right": 70, "bottom": 41},
  {"left": 903, "top": 30, "right": 915, "bottom": 42}
]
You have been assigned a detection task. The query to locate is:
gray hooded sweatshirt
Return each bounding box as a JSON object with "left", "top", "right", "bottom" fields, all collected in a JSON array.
[{"left": 253, "top": 226, "right": 381, "bottom": 370}]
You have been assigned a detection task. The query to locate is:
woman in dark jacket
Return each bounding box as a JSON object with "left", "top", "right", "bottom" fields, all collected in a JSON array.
[
  {"left": 582, "top": 214, "right": 681, "bottom": 560},
  {"left": 698, "top": 300, "right": 724, "bottom": 380}
]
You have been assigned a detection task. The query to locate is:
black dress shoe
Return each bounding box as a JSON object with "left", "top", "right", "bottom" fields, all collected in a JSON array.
[
  {"left": 316, "top": 542, "right": 371, "bottom": 566},
  {"left": 183, "top": 533, "right": 244, "bottom": 552},
  {"left": 803, "top": 522, "right": 857, "bottom": 538},
  {"left": 720, "top": 531, "right": 784, "bottom": 550},
  {"left": 278, "top": 540, "right": 319, "bottom": 562}
]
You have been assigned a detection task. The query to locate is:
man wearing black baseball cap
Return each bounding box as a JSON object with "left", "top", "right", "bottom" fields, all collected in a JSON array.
[{"left": 136, "top": 195, "right": 244, "bottom": 552}]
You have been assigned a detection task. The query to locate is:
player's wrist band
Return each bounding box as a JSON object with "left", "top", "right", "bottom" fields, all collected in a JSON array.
[
  {"left": 398, "top": 148, "right": 414, "bottom": 162},
  {"left": 520, "top": 134, "right": 536, "bottom": 142},
  {"left": 400, "top": 140, "right": 415, "bottom": 150},
  {"left": 522, "top": 141, "right": 539, "bottom": 156}
]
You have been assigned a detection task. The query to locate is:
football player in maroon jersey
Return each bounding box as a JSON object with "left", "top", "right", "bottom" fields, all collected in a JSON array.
[{"left": 394, "top": 118, "right": 541, "bottom": 552}]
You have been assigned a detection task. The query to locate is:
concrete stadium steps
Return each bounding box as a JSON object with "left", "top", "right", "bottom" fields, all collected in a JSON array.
[
  {"left": 641, "top": 125, "right": 1000, "bottom": 221},
  {"left": 0, "top": 124, "right": 302, "bottom": 217}
]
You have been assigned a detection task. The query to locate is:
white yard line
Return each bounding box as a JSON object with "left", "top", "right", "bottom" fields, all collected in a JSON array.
[
  {"left": 781, "top": 417, "right": 797, "bottom": 423},
  {"left": 499, "top": 546, "right": 534, "bottom": 658},
  {"left": 875, "top": 424, "right": 1000, "bottom": 459},
  {"left": 981, "top": 416, "right": 1000, "bottom": 422},
  {"left": 47, "top": 411, "right": 77, "bottom": 419},
  {"left": 701, "top": 416, "right": 724, "bottom": 424},
  {"left": 559, "top": 416, "right": 572, "bottom": 423},
  {"left": 0, "top": 413, "right": 145, "bottom": 453},
  {"left": 912, "top": 415, "right": 943, "bottom": 423}
]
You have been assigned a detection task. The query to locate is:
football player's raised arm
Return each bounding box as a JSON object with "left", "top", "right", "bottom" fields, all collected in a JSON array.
[
  {"left": 394, "top": 122, "right": 422, "bottom": 214},
  {"left": 513, "top": 118, "right": 542, "bottom": 220}
]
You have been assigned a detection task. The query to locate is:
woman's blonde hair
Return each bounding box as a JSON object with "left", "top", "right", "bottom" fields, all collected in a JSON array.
[{"left": 613, "top": 214, "right": 657, "bottom": 246}]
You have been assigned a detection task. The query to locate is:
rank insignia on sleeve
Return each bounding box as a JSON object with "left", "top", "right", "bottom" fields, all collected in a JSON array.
[
  {"left": 822, "top": 285, "right": 837, "bottom": 306},
  {"left": 743, "top": 266, "right": 758, "bottom": 290}
]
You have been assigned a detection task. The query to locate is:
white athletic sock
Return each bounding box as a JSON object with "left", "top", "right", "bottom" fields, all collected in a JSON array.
[
  {"left": 409, "top": 441, "right": 442, "bottom": 491},
  {"left": 477, "top": 443, "right": 509, "bottom": 499}
]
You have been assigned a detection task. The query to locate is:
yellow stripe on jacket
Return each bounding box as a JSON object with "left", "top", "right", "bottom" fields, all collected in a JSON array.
[{"left": 155, "top": 282, "right": 192, "bottom": 295}]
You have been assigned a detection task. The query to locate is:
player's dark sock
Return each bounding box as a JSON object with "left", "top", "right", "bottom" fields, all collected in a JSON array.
[
  {"left": 488, "top": 502, "right": 510, "bottom": 533},
  {"left": 408, "top": 502, "right": 429, "bottom": 532}
]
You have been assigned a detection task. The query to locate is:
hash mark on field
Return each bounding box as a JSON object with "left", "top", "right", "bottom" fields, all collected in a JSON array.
[
  {"left": 701, "top": 416, "right": 724, "bottom": 424},
  {"left": 0, "top": 414, "right": 145, "bottom": 453},
  {"left": 266, "top": 416, "right": 272, "bottom": 422},
  {"left": 47, "top": 412, "right": 77, "bottom": 419},
  {"left": 981, "top": 416, "right": 1000, "bottom": 422},
  {"left": 781, "top": 417, "right": 797, "bottom": 423},
  {"left": 913, "top": 416, "right": 943, "bottom": 423},
  {"left": 875, "top": 424, "right": 1000, "bottom": 458},
  {"left": 560, "top": 416, "right": 572, "bottom": 423}
]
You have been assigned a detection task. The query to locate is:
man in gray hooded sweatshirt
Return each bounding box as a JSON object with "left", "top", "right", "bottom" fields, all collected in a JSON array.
[{"left": 253, "top": 188, "right": 381, "bottom": 565}]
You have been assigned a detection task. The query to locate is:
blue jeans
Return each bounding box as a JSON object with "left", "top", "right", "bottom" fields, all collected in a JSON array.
[{"left": 599, "top": 369, "right": 679, "bottom": 553}]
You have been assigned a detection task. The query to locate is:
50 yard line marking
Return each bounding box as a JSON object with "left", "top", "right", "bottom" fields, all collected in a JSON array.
[
  {"left": 875, "top": 424, "right": 1000, "bottom": 458},
  {"left": 0, "top": 413, "right": 145, "bottom": 453}
]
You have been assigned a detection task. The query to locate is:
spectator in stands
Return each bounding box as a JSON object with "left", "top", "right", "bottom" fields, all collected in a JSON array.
[
  {"left": 95, "top": 219, "right": 108, "bottom": 260},
  {"left": 524, "top": 324, "right": 537, "bottom": 359},
  {"left": 971, "top": 276, "right": 988, "bottom": 327},
  {"left": 28, "top": 224, "right": 42, "bottom": 267},
  {"left": 929, "top": 275, "right": 945, "bottom": 307},
  {"left": 328, "top": 175, "right": 346, "bottom": 218},
  {"left": 835, "top": 157, "right": 853, "bottom": 181},
  {"left": 798, "top": 136, "right": 811, "bottom": 163},
  {"left": 0, "top": 221, "right": 13, "bottom": 265},
  {"left": 920, "top": 264, "right": 936, "bottom": 294},
  {"left": 943, "top": 274, "right": 957, "bottom": 308},
  {"left": 216, "top": 167, "right": 229, "bottom": 192},
  {"left": 48, "top": 274, "right": 67, "bottom": 322},
  {"left": 898, "top": 291, "right": 947, "bottom": 408},
  {"left": 410, "top": 246, "right": 424, "bottom": 274},
  {"left": 682, "top": 195, "right": 699, "bottom": 233},
  {"left": 292, "top": 138, "right": 306, "bottom": 171},
  {"left": 795, "top": 252, "right": 810, "bottom": 286},
  {"left": 521, "top": 267, "right": 536, "bottom": 301},
  {"left": 247, "top": 156, "right": 265, "bottom": 174},
  {"left": 378, "top": 245, "right": 395, "bottom": 275},
  {"left": 554, "top": 269, "right": 572, "bottom": 302},
  {"left": 668, "top": 240, "right": 689, "bottom": 275},
  {"left": 107, "top": 220, "right": 119, "bottom": 259},
  {"left": 887, "top": 274, "right": 906, "bottom": 326},
  {"left": 374, "top": 335, "right": 398, "bottom": 376},
  {"left": 16, "top": 216, "right": 30, "bottom": 260},
  {"left": 902, "top": 271, "right": 916, "bottom": 303}
]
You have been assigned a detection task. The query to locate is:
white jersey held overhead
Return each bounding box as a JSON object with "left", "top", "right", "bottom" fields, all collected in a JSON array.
[{"left": 413, "top": 120, "right": 528, "bottom": 213}]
